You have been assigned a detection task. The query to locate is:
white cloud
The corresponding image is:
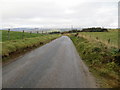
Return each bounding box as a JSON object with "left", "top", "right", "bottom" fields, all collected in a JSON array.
[{"left": 0, "top": 0, "right": 119, "bottom": 28}]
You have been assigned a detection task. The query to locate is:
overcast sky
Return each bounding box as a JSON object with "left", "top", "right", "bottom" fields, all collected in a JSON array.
[{"left": 0, "top": 0, "right": 119, "bottom": 28}]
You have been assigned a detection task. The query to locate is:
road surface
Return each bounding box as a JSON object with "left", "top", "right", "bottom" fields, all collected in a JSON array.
[{"left": 3, "top": 36, "right": 97, "bottom": 88}]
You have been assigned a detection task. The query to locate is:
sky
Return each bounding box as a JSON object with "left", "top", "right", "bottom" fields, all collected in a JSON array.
[{"left": 0, "top": 0, "right": 119, "bottom": 28}]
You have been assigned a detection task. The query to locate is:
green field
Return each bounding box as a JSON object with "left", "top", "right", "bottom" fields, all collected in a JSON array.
[
  {"left": 2, "top": 30, "right": 46, "bottom": 42},
  {"left": 1, "top": 30, "right": 61, "bottom": 60},
  {"left": 79, "top": 30, "right": 119, "bottom": 48}
]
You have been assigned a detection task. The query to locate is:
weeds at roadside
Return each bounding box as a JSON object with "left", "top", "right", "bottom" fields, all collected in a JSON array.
[{"left": 70, "top": 35, "right": 120, "bottom": 88}]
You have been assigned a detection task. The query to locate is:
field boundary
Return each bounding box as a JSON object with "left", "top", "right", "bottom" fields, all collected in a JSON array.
[
  {"left": 78, "top": 33, "right": 118, "bottom": 49},
  {"left": 2, "top": 35, "right": 61, "bottom": 64}
]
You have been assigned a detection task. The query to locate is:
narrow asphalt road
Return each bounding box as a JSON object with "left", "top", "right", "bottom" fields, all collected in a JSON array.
[{"left": 3, "top": 36, "right": 97, "bottom": 88}]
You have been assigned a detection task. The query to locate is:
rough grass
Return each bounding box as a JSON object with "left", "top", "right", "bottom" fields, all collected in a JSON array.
[
  {"left": 79, "top": 30, "right": 119, "bottom": 48},
  {"left": 2, "top": 30, "right": 45, "bottom": 42},
  {"left": 1, "top": 30, "right": 61, "bottom": 61},
  {"left": 70, "top": 35, "right": 120, "bottom": 88}
]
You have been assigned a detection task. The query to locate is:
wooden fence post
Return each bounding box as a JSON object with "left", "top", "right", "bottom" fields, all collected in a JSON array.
[
  {"left": 30, "top": 31, "right": 32, "bottom": 37},
  {"left": 22, "top": 30, "right": 24, "bottom": 39},
  {"left": 8, "top": 29, "right": 10, "bottom": 40},
  {"left": 108, "top": 38, "right": 110, "bottom": 44}
]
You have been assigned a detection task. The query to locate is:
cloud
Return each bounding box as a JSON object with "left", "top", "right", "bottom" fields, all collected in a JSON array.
[{"left": 0, "top": 0, "right": 119, "bottom": 28}]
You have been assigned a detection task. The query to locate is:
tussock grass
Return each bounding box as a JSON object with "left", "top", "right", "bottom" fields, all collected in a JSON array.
[
  {"left": 79, "top": 30, "right": 119, "bottom": 49},
  {"left": 70, "top": 35, "right": 120, "bottom": 88}
]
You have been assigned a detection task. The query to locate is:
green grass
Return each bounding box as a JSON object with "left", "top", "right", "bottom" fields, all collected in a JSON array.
[
  {"left": 2, "top": 30, "right": 45, "bottom": 42},
  {"left": 79, "top": 30, "right": 119, "bottom": 48},
  {"left": 70, "top": 35, "right": 120, "bottom": 88},
  {"left": 1, "top": 30, "right": 61, "bottom": 60}
]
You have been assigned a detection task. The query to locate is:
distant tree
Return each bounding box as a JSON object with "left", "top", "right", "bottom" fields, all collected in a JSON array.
[
  {"left": 81, "top": 27, "right": 108, "bottom": 32},
  {"left": 49, "top": 31, "right": 61, "bottom": 34}
]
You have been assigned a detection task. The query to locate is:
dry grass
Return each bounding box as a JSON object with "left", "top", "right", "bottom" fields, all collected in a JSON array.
[
  {"left": 78, "top": 32, "right": 118, "bottom": 49},
  {"left": 70, "top": 35, "right": 120, "bottom": 88}
]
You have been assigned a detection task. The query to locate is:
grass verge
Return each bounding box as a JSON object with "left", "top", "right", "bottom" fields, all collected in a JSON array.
[
  {"left": 69, "top": 35, "right": 120, "bottom": 88},
  {"left": 1, "top": 34, "right": 61, "bottom": 62}
]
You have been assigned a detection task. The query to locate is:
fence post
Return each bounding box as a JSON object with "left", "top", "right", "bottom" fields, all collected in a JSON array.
[
  {"left": 108, "top": 38, "right": 110, "bottom": 44},
  {"left": 42, "top": 31, "right": 43, "bottom": 34},
  {"left": 22, "top": 30, "right": 24, "bottom": 39},
  {"left": 8, "top": 29, "right": 10, "bottom": 40},
  {"left": 30, "top": 31, "right": 32, "bottom": 37}
]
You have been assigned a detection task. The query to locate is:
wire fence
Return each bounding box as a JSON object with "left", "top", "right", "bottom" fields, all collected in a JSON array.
[
  {"left": 6, "top": 29, "right": 47, "bottom": 40},
  {"left": 78, "top": 33, "right": 118, "bottom": 49}
]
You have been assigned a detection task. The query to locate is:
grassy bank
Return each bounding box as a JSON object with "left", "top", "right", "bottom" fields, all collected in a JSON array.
[
  {"left": 1, "top": 30, "right": 61, "bottom": 62},
  {"left": 79, "top": 30, "right": 119, "bottom": 48},
  {"left": 70, "top": 35, "right": 120, "bottom": 88}
]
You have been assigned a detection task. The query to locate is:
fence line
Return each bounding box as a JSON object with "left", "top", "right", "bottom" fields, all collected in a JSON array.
[
  {"left": 6, "top": 29, "right": 45, "bottom": 40},
  {"left": 5, "top": 29, "right": 57, "bottom": 41},
  {"left": 78, "top": 33, "right": 118, "bottom": 49}
]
